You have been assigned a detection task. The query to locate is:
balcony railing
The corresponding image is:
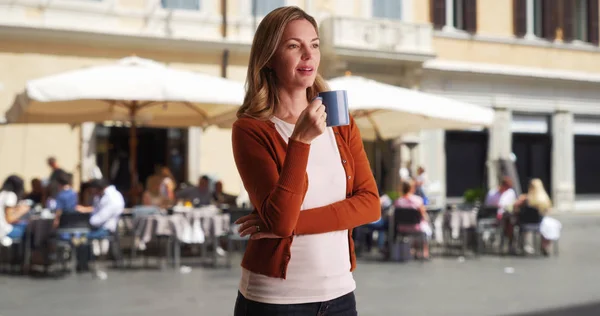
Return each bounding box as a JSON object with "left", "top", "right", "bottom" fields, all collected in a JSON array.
[{"left": 320, "top": 17, "right": 434, "bottom": 56}]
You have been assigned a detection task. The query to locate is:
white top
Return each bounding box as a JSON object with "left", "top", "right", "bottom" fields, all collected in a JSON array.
[
  {"left": 91, "top": 185, "right": 125, "bottom": 232},
  {"left": 484, "top": 188, "right": 517, "bottom": 215},
  {"left": 0, "top": 191, "right": 18, "bottom": 238},
  {"left": 239, "top": 117, "right": 355, "bottom": 304}
]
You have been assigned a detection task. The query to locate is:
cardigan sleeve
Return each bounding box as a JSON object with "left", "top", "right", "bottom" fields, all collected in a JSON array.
[
  {"left": 293, "top": 117, "right": 380, "bottom": 235},
  {"left": 232, "top": 119, "right": 310, "bottom": 237}
]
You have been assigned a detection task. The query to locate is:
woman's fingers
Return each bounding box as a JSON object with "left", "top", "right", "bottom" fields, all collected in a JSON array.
[
  {"left": 234, "top": 213, "right": 259, "bottom": 225},
  {"left": 239, "top": 222, "right": 262, "bottom": 237}
]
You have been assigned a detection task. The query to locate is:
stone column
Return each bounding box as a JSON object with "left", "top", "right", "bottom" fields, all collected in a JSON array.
[
  {"left": 79, "top": 122, "right": 97, "bottom": 184},
  {"left": 487, "top": 108, "right": 512, "bottom": 189},
  {"left": 418, "top": 129, "right": 446, "bottom": 209},
  {"left": 552, "top": 111, "right": 575, "bottom": 212},
  {"left": 187, "top": 127, "right": 202, "bottom": 184}
]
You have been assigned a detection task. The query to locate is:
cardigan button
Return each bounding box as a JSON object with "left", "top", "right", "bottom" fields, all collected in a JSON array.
[
  {"left": 342, "top": 160, "right": 347, "bottom": 163},
  {"left": 347, "top": 176, "right": 351, "bottom": 180}
]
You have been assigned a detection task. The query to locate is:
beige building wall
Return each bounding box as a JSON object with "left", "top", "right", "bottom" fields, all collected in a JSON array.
[
  {"left": 477, "top": 0, "right": 513, "bottom": 37},
  {"left": 433, "top": 37, "right": 600, "bottom": 73}
]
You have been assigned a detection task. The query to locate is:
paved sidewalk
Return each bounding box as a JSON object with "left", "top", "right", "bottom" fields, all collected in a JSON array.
[{"left": 1, "top": 214, "right": 599, "bottom": 316}]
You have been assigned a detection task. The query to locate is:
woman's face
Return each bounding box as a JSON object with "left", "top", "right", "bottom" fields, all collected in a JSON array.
[{"left": 270, "top": 19, "right": 320, "bottom": 91}]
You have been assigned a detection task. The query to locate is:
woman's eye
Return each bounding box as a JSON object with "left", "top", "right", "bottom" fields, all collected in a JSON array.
[
  {"left": 312, "top": 43, "right": 320, "bottom": 48},
  {"left": 288, "top": 44, "right": 298, "bottom": 49}
]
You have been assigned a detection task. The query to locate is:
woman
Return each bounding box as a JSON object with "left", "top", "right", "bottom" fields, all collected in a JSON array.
[
  {"left": 514, "top": 178, "right": 559, "bottom": 255},
  {"left": 142, "top": 174, "right": 164, "bottom": 207},
  {"left": 0, "top": 175, "right": 30, "bottom": 243},
  {"left": 231, "top": 6, "right": 379, "bottom": 316},
  {"left": 158, "top": 166, "right": 176, "bottom": 205},
  {"left": 394, "top": 180, "right": 432, "bottom": 259}
]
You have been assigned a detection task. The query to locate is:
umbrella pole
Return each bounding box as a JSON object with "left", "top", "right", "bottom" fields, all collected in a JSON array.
[{"left": 129, "top": 102, "right": 138, "bottom": 205}]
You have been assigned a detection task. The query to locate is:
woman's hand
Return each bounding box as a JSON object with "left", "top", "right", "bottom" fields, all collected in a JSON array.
[
  {"left": 290, "top": 97, "right": 327, "bottom": 144},
  {"left": 235, "top": 213, "right": 284, "bottom": 240}
]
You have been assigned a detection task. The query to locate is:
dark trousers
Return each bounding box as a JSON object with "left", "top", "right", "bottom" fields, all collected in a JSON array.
[{"left": 234, "top": 291, "right": 357, "bottom": 316}]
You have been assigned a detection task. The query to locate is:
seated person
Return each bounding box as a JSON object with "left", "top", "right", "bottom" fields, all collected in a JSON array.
[
  {"left": 0, "top": 175, "right": 30, "bottom": 243},
  {"left": 484, "top": 176, "right": 517, "bottom": 250},
  {"left": 361, "top": 190, "right": 393, "bottom": 252},
  {"left": 394, "top": 180, "right": 431, "bottom": 259},
  {"left": 76, "top": 178, "right": 125, "bottom": 239},
  {"left": 212, "top": 181, "right": 237, "bottom": 207},
  {"left": 176, "top": 175, "right": 212, "bottom": 207},
  {"left": 513, "top": 178, "right": 557, "bottom": 256},
  {"left": 25, "top": 178, "right": 43, "bottom": 205},
  {"left": 52, "top": 172, "right": 78, "bottom": 228},
  {"left": 74, "top": 178, "right": 124, "bottom": 271},
  {"left": 484, "top": 176, "right": 517, "bottom": 219},
  {"left": 142, "top": 175, "right": 164, "bottom": 207}
]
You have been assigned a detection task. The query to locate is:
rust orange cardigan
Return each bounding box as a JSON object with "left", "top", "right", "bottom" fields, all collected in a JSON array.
[{"left": 232, "top": 116, "right": 380, "bottom": 279}]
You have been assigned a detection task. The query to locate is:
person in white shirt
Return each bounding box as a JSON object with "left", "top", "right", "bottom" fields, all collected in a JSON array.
[
  {"left": 76, "top": 178, "right": 125, "bottom": 239},
  {"left": 74, "top": 178, "right": 124, "bottom": 271},
  {"left": 484, "top": 176, "right": 517, "bottom": 218},
  {"left": 484, "top": 176, "right": 517, "bottom": 251},
  {"left": 0, "top": 175, "right": 30, "bottom": 244}
]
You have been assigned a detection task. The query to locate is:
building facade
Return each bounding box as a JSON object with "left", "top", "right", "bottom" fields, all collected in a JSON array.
[{"left": 0, "top": 0, "right": 599, "bottom": 211}]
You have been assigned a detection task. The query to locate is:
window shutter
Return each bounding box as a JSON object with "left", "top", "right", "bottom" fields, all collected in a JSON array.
[
  {"left": 464, "top": 0, "right": 478, "bottom": 33},
  {"left": 563, "top": 0, "right": 574, "bottom": 42},
  {"left": 588, "top": 0, "right": 600, "bottom": 44},
  {"left": 542, "top": 0, "right": 557, "bottom": 40},
  {"left": 513, "top": 0, "right": 527, "bottom": 37},
  {"left": 431, "top": 0, "right": 446, "bottom": 29}
]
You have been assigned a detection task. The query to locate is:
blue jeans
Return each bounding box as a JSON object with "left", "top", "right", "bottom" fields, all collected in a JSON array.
[
  {"left": 87, "top": 228, "right": 111, "bottom": 240},
  {"left": 234, "top": 291, "right": 357, "bottom": 316},
  {"left": 366, "top": 218, "right": 388, "bottom": 249},
  {"left": 7, "top": 222, "right": 28, "bottom": 240}
]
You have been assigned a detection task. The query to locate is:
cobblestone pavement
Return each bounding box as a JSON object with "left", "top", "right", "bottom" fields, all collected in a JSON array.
[{"left": 1, "top": 213, "right": 599, "bottom": 316}]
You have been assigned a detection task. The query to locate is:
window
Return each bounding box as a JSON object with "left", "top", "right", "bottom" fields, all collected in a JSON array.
[
  {"left": 253, "top": 0, "right": 285, "bottom": 17},
  {"left": 532, "top": 0, "right": 543, "bottom": 38},
  {"left": 572, "top": 0, "right": 589, "bottom": 41},
  {"left": 453, "top": 0, "right": 465, "bottom": 30},
  {"left": 430, "top": 0, "right": 477, "bottom": 33},
  {"left": 373, "top": 0, "right": 402, "bottom": 20},
  {"left": 515, "top": 0, "right": 599, "bottom": 45},
  {"left": 161, "top": 0, "right": 201, "bottom": 10}
]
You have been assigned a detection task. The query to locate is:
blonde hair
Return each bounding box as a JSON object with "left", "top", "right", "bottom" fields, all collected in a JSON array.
[
  {"left": 527, "top": 179, "right": 552, "bottom": 213},
  {"left": 237, "top": 6, "right": 329, "bottom": 120}
]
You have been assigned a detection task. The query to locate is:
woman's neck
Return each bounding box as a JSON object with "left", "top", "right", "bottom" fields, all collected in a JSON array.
[{"left": 273, "top": 87, "right": 309, "bottom": 124}]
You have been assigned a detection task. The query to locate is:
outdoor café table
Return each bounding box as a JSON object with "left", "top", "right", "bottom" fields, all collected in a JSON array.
[
  {"left": 435, "top": 204, "right": 477, "bottom": 255},
  {"left": 131, "top": 206, "right": 231, "bottom": 269}
]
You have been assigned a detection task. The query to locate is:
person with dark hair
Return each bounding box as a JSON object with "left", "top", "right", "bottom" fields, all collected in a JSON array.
[
  {"left": 25, "top": 178, "right": 43, "bottom": 205},
  {"left": 51, "top": 172, "right": 78, "bottom": 228},
  {"left": 175, "top": 175, "right": 212, "bottom": 207},
  {"left": 72, "top": 178, "right": 124, "bottom": 272},
  {"left": 76, "top": 178, "right": 124, "bottom": 238},
  {"left": 0, "top": 175, "right": 30, "bottom": 242},
  {"left": 394, "top": 180, "right": 432, "bottom": 259}
]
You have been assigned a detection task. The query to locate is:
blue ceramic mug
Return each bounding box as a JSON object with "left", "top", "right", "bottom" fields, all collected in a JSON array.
[{"left": 318, "top": 90, "right": 350, "bottom": 127}]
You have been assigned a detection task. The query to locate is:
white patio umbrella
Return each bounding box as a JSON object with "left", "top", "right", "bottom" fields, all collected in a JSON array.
[
  {"left": 328, "top": 76, "right": 494, "bottom": 140},
  {"left": 5, "top": 56, "right": 245, "bottom": 191}
]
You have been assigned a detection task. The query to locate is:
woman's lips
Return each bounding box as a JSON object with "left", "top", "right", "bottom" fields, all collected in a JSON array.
[{"left": 297, "top": 67, "right": 314, "bottom": 75}]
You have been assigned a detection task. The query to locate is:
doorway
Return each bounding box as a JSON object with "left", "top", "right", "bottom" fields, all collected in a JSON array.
[
  {"left": 445, "top": 130, "right": 489, "bottom": 197},
  {"left": 95, "top": 125, "right": 188, "bottom": 200},
  {"left": 512, "top": 133, "right": 552, "bottom": 196}
]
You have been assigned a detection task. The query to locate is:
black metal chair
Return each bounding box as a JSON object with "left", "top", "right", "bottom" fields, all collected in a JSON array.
[
  {"left": 516, "top": 205, "right": 548, "bottom": 256},
  {"left": 475, "top": 206, "right": 502, "bottom": 255},
  {"left": 388, "top": 207, "right": 426, "bottom": 262},
  {"left": 53, "top": 212, "right": 92, "bottom": 274}
]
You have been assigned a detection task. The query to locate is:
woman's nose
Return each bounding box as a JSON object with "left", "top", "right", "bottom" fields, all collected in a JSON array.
[{"left": 301, "top": 46, "right": 312, "bottom": 60}]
